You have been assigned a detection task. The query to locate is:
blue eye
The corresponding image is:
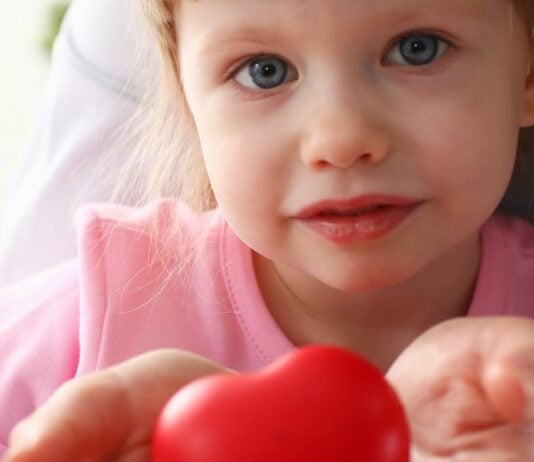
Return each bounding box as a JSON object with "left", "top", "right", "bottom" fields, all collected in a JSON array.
[
  {"left": 387, "top": 33, "right": 449, "bottom": 66},
  {"left": 234, "top": 56, "right": 296, "bottom": 90}
]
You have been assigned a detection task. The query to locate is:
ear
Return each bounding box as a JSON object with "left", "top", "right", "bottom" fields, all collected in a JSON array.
[{"left": 521, "top": 47, "right": 534, "bottom": 127}]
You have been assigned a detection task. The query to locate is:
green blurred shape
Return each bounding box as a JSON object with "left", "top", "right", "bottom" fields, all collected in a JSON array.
[{"left": 41, "top": 1, "right": 71, "bottom": 57}]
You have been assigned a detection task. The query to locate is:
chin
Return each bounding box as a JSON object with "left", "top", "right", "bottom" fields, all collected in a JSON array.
[{"left": 322, "top": 267, "right": 414, "bottom": 293}]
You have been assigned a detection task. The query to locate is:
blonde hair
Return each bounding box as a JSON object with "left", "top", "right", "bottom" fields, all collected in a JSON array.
[
  {"left": 116, "top": 0, "right": 534, "bottom": 220},
  {"left": 115, "top": 0, "right": 215, "bottom": 212}
]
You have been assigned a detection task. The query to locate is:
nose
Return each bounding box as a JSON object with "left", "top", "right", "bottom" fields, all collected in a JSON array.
[{"left": 299, "top": 92, "right": 391, "bottom": 170}]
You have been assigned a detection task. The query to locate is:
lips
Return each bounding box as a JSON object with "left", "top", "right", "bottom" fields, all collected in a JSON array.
[
  {"left": 296, "top": 195, "right": 422, "bottom": 219},
  {"left": 295, "top": 194, "right": 423, "bottom": 244}
]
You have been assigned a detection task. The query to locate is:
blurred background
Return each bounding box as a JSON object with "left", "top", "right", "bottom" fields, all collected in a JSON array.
[{"left": 0, "top": 0, "right": 70, "bottom": 229}]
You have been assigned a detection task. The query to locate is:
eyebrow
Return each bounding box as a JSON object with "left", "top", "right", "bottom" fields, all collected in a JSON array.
[
  {"left": 198, "top": 0, "right": 491, "bottom": 53},
  {"left": 386, "top": 0, "right": 490, "bottom": 23},
  {"left": 198, "top": 26, "right": 285, "bottom": 55}
]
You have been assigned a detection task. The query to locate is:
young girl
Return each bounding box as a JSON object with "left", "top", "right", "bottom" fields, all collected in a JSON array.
[{"left": 2, "top": 0, "right": 534, "bottom": 460}]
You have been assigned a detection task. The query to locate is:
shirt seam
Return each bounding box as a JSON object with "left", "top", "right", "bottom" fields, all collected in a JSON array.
[
  {"left": 220, "top": 221, "right": 271, "bottom": 366},
  {"left": 81, "top": 211, "right": 111, "bottom": 372}
]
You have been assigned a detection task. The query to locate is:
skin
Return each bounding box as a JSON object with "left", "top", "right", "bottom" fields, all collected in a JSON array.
[
  {"left": 179, "top": 0, "right": 534, "bottom": 369},
  {"left": 4, "top": 1, "right": 534, "bottom": 461},
  {"left": 4, "top": 317, "right": 534, "bottom": 461},
  {"left": 388, "top": 317, "right": 534, "bottom": 460}
]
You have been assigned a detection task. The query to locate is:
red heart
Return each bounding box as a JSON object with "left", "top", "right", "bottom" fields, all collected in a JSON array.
[{"left": 152, "top": 345, "right": 410, "bottom": 462}]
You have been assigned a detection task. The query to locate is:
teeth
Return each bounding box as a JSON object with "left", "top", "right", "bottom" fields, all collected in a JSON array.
[{"left": 323, "top": 205, "right": 385, "bottom": 216}]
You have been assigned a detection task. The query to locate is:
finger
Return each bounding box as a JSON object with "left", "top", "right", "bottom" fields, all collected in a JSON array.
[
  {"left": 387, "top": 316, "right": 534, "bottom": 453},
  {"left": 3, "top": 349, "right": 233, "bottom": 462},
  {"left": 438, "top": 315, "right": 534, "bottom": 425},
  {"left": 483, "top": 363, "right": 528, "bottom": 423},
  {"left": 4, "top": 372, "right": 130, "bottom": 462},
  {"left": 481, "top": 321, "right": 534, "bottom": 423},
  {"left": 111, "top": 349, "right": 234, "bottom": 450},
  {"left": 388, "top": 315, "right": 534, "bottom": 402}
]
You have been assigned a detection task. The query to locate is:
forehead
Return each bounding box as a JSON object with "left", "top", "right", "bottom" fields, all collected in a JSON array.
[
  {"left": 178, "top": 0, "right": 513, "bottom": 54},
  {"left": 180, "top": 0, "right": 494, "bottom": 22},
  {"left": 178, "top": 0, "right": 505, "bottom": 41}
]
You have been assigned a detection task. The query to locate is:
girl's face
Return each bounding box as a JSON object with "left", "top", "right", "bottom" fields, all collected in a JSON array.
[{"left": 179, "top": 0, "right": 534, "bottom": 291}]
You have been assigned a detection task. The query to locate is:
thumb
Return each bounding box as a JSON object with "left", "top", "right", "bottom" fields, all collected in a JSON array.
[{"left": 3, "top": 349, "right": 233, "bottom": 462}]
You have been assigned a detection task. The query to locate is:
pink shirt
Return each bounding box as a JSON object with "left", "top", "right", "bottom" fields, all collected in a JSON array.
[{"left": 1, "top": 200, "right": 533, "bottom": 453}]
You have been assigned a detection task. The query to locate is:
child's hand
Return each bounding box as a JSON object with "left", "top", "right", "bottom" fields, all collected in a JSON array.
[
  {"left": 2, "top": 349, "right": 232, "bottom": 462},
  {"left": 387, "top": 316, "right": 534, "bottom": 461}
]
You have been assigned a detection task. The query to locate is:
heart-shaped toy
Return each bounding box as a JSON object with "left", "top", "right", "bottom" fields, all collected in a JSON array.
[{"left": 152, "top": 345, "right": 410, "bottom": 462}]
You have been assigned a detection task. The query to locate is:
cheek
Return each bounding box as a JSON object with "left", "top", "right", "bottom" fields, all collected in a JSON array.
[
  {"left": 195, "top": 119, "right": 292, "bottom": 253},
  {"left": 405, "top": 80, "right": 519, "bottom": 208},
  {"left": 191, "top": 103, "right": 293, "bottom": 206}
]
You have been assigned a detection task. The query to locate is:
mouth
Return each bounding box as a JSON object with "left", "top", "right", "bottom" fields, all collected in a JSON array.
[
  {"left": 295, "top": 195, "right": 422, "bottom": 219},
  {"left": 294, "top": 195, "right": 424, "bottom": 244},
  {"left": 317, "top": 204, "right": 392, "bottom": 218}
]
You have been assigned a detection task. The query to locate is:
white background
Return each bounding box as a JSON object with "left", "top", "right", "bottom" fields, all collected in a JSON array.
[{"left": 0, "top": 0, "right": 56, "bottom": 226}]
